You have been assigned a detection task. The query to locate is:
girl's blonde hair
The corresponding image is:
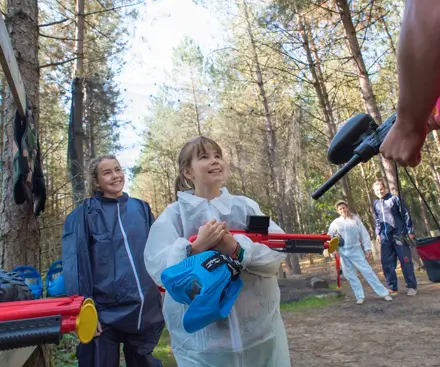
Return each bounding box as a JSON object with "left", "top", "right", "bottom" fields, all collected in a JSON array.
[
  {"left": 86, "top": 154, "right": 120, "bottom": 197},
  {"left": 175, "top": 136, "right": 223, "bottom": 198}
]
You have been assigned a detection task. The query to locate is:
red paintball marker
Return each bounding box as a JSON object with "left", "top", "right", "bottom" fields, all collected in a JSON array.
[
  {"left": 187, "top": 215, "right": 341, "bottom": 286},
  {"left": 0, "top": 295, "right": 98, "bottom": 351}
]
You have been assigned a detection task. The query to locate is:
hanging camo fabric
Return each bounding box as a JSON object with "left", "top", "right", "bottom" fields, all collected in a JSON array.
[{"left": 12, "top": 101, "right": 46, "bottom": 216}]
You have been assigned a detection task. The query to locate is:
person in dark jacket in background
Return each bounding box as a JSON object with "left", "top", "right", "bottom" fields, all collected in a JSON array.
[
  {"left": 62, "top": 155, "right": 164, "bottom": 367},
  {"left": 372, "top": 180, "right": 418, "bottom": 297}
]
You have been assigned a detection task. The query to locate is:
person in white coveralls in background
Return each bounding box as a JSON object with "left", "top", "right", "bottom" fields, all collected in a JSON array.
[{"left": 328, "top": 201, "right": 393, "bottom": 305}]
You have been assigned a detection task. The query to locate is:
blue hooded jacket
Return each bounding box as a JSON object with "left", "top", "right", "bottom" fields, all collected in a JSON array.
[
  {"left": 373, "top": 193, "right": 414, "bottom": 239},
  {"left": 61, "top": 192, "right": 164, "bottom": 341}
]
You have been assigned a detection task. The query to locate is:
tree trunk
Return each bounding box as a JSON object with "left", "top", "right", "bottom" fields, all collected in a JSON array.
[
  {"left": 1, "top": 1, "right": 50, "bottom": 365},
  {"left": 190, "top": 70, "right": 202, "bottom": 136},
  {"left": 0, "top": 77, "right": 4, "bottom": 187},
  {"left": 335, "top": 0, "right": 398, "bottom": 193},
  {"left": 411, "top": 170, "right": 431, "bottom": 236},
  {"left": 70, "top": 0, "right": 85, "bottom": 205},
  {"left": 425, "top": 143, "right": 440, "bottom": 196},
  {"left": 431, "top": 130, "right": 440, "bottom": 153},
  {"left": 243, "top": 0, "right": 299, "bottom": 275},
  {"left": 297, "top": 10, "right": 356, "bottom": 211}
]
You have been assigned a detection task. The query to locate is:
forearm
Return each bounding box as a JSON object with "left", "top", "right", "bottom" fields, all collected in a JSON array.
[
  {"left": 397, "top": 1, "right": 440, "bottom": 126},
  {"left": 235, "top": 234, "right": 286, "bottom": 278}
]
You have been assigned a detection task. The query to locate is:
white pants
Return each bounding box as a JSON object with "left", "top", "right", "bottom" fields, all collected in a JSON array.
[{"left": 339, "top": 247, "right": 389, "bottom": 300}]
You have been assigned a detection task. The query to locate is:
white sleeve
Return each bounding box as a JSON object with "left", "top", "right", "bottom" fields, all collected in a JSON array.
[
  {"left": 143, "top": 206, "right": 189, "bottom": 287},
  {"left": 356, "top": 216, "right": 372, "bottom": 251},
  {"left": 328, "top": 221, "right": 337, "bottom": 237},
  {"left": 234, "top": 198, "right": 286, "bottom": 278}
]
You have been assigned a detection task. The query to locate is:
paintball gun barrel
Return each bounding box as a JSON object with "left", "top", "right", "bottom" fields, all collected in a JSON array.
[
  {"left": 312, "top": 113, "right": 396, "bottom": 200},
  {"left": 0, "top": 295, "right": 98, "bottom": 351}
]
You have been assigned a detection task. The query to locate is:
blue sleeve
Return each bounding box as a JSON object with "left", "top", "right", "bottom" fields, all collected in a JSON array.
[
  {"left": 61, "top": 203, "right": 94, "bottom": 298},
  {"left": 395, "top": 196, "right": 414, "bottom": 235},
  {"left": 372, "top": 202, "right": 381, "bottom": 236},
  {"left": 138, "top": 199, "right": 155, "bottom": 229}
]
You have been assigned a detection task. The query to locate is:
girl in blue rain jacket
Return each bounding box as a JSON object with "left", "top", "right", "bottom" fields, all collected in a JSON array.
[{"left": 62, "top": 155, "right": 164, "bottom": 367}]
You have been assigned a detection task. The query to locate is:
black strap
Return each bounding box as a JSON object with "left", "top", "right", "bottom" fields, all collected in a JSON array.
[
  {"left": 395, "top": 162, "right": 440, "bottom": 234},
  {"left": 201, "top": 253, "right": 242, "bottom": 280},
  {"left": 394, "top": 163, "right": 409, "bottom": 237},
  {"left": 403, "top": 166, "right": 440, "bottom": 232}
]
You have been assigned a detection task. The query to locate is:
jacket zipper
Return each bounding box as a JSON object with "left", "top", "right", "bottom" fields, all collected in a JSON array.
[
  {"left": 208, "top": 201, "right": 243, "bottom": 352},
  {"left": 381, "top": 200, "right": 388, "bottom": 241},
  {"left": 117, "top": 203, "right": 145, "bottom": 330}
]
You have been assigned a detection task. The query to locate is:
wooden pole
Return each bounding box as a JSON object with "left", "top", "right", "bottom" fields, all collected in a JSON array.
[{"left": 0, "top": 14, "right": 26, "bottom": 118}]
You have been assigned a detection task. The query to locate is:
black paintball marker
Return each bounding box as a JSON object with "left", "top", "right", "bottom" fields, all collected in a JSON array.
[{"left": 312, "top": 112, "right": 396, "bottom": 200}]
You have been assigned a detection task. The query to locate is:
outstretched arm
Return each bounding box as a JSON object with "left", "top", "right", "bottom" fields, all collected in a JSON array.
[{"left": 380, "top": 1, "right": 440, "bottom": 166}]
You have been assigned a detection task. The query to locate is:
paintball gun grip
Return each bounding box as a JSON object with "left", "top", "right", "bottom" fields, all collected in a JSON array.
[
  {"left": 0, "top": 315, "right": 62, "bottom": 351},
  {"left": 312, "top": 113, "right": 396, "bottom": 200}
]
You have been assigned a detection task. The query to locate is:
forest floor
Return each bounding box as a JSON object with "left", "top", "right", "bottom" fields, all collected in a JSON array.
[
  {"left": 53, "top": 258, "right": 440, "bottom": 367},
  {"left": 285, "top": 259, "right": 440, "bottom": 367}
]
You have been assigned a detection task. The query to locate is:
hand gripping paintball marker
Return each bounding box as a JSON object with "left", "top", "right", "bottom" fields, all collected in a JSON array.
[
  {"left": 0, "top": 295, "right": 98, "bottom": 351},
  {"left": 312, "top": 112, "right": 397, "bottom": 200},
  {"left": 188, "top": 216, "right": 342, "bottom": 286}
]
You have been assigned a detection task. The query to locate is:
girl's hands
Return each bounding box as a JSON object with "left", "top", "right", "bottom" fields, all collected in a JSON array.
[
  {"left": 191, "top": 219, "right": 225, "bottom": 254},
  {"left": 213, "top": 223, "right": 237, "bottom": 256}
]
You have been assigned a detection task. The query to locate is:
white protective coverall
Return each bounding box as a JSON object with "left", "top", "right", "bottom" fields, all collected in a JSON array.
[
  {"left": 144, "top": 188, "right": 291, "bottom": 367},
  {"left": 328, "top": 215, "right": 389, "bottom": 301}
]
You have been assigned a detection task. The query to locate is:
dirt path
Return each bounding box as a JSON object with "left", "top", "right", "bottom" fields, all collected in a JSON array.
[{"left": 282, "top": 272, "right": 440, "bottom": 367}]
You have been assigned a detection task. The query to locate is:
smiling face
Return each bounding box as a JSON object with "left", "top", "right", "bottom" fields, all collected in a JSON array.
[
  {"left": 373, "top": 182, "right": 386, "bottom": 199},
  {"left": 95, "top": 158, "right": 125, "bottom": 198},
  {"left": 185, "top": 147, "right": 226, "bottom": 191},
  {"left": 337, "top": 203, "right": 350, "bottom": 218}
]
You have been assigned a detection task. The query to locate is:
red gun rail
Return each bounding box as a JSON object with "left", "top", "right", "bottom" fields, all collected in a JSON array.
[
  {"left": 0, "top": 295, "right": 98, "bottom": 351},
  {"left": 189, "top": 231, "right": 338, "bottom": 253}
]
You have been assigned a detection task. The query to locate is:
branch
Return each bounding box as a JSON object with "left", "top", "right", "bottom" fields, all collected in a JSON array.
[
  {"left": 40, "top": 57, "right": 78, "bottom": 69},
  {"left": 84, "top": 1, "right": 144, "bottom": 16},
  {"left": 39, "top": 18, "right": 70, "bottom": 27},
  {"left": 39, "top": 32, "right": 78, "bottom": 41}
]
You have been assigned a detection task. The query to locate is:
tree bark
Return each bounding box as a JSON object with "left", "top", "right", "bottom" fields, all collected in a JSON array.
[
  {"left": 431, "top": 130, "right": 440, "bottom": 153},
  {"left": 335, "top": 0, "right": 398, "bottom": 193},
  {"left": 425, "top": 143, "right": 440, "bottom": 197},
  {"left": 190, "top": 69, "right": 202, "bottom": 136},
  {"left": 296, "top": 9, "right": 356, "bottom": 211},
  {"left": 0, "top": 77, "right": 4, "bottom": 188},
  {"left": 411, "top": 169, "right": 430, "bottom": 236},
  {"left": 1, "top": 1, "right": 50, "bottom": 365},
  {"left": 242, "top": 0, "right": 300, "bottom": 275},
  {"left": 70, "top": 0, "right": 85, "bottom": 205}
]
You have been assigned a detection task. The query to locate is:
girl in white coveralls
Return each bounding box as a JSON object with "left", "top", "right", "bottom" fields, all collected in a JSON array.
[
  {"left": 144, "top": 136, "right": 290, "bottom": 367},
  {"left": 328, "top": 201, "right": 393, "bottom": 305}
]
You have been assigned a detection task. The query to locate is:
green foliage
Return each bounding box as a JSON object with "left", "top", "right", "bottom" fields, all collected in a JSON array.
[{"left": 131, "top": 0, "right": 440, "bottom": 242}]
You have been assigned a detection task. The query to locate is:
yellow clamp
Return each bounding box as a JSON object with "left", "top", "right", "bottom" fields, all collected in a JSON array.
[
  {"left": 76, "top": 298, "right": 98, "bottom": 344},
  {"left": 328, "top": 237, "right": 339, "bottom": 254}
]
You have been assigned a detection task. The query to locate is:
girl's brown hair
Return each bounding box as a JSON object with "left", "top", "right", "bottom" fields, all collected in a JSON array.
[
  {"left": 175, "top": 136, "right": 223, "bottom": 198},
  {"left": 86, "top": 154, "right": 120, "bottom": 197}
]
